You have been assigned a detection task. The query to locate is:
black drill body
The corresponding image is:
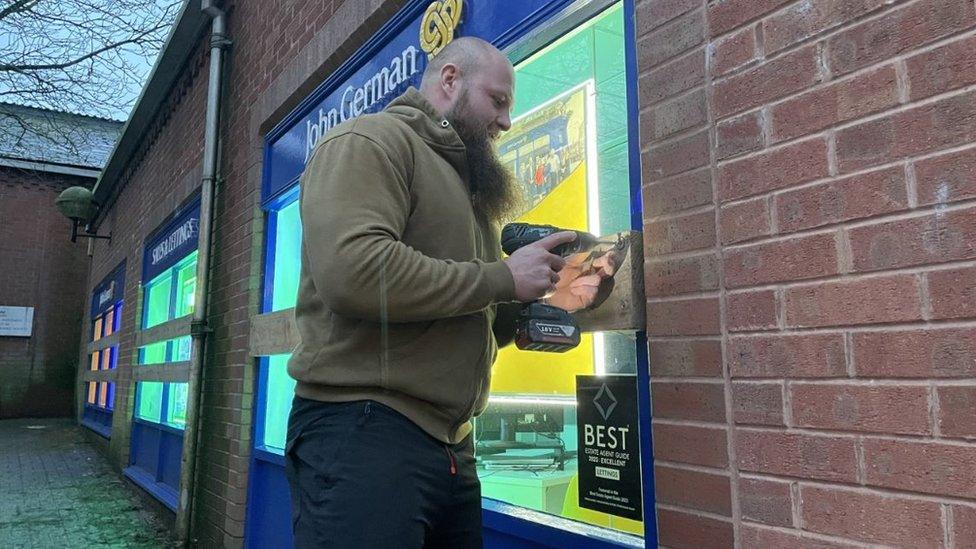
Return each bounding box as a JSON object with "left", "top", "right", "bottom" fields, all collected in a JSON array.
[{"left": 501, "top": 223, "right": 597, "bottom": 353}]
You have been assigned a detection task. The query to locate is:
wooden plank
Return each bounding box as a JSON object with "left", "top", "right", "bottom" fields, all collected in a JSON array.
[
  {"left": 132, "top": 362, "right": 190, "bottom": 382},
  {"left": 135, "top": 315, "right": 192, "bottom": 348},
  {"left": 81, "top": 369, "right": 118, "bottom": 383},
  {"left": 87, "top": 332, "right": 120, "bottom": 354},
  {"left": 249, "top": 231, "right": 647, "bottom": 355},
  {"left": 249, "top": 309, "right": 299, "bottom": 357}
]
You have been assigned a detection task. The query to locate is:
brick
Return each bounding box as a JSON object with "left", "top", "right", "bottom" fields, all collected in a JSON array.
[
  {"left": 776, "top": 166, "right": 908, "bottom": 233},
  {"left": 718, "top": 137, "right": 829, "bottom": 202},
  {"left": 729, "top": 333, "right": 847, "bottom": 378},
  {"left": 708, "top": 25, "right": 757, "bottom": 77},
  {"left": 642, "top": 168, "right": 714, "bottom": 217},
  {"left": 791, "top": 384, "right": 931, "bottom": 435},
  {"left": 740, "top": 525, "right": 861, "bottom": 549},
  {"left": 739, "top": 476, "right": 793, "bottom": 526},
  {"left": 636, "top": 0, "right": 700, "bottom": 34},
  {"left": 908, "top": 34, "right": 976, "bottom": 100},
  {"left": 657, "top": 508, "right": 733, "bottom": 548},
  {"left": 916, "top": 147, "right": 976, "bottom": 207},
  {"left": 647, "top": 296, "right": 721, "bottom": 336},
  {"left": 938, "top": 386, "right": 976, "bottom": 439},
  {"left": 652, "top": 381, "right": 727, "bottom": 422},
  {"left": 716, "top": 110, "right": 763, "bottom": 160},
  {"left": 648, "top": 338, "right": 723, "bottom": 377},
  {"left": 800, "top": 485, "right": 943, "bottom": 546},
  {"left": 770, "top": 65, "right": 900, "bottom": 143},
  {"left": 954, "top": 506, "right": 976, "bottom": 549},
  {"left": 854, "top": 328, "right": 976, "bottom": 378},
  {"left": 707, "top": 0, "right": 793, "bottom": 36},
  {"left": 864, "top": 438, "right": 976, "bottom": 499},
  {"left": 836, "top": 90, "right": 976, "bottom": 172},
  {"left": 764, "top": 0, "right": 888, "bottom": 54},
  {"left": 638, "top": 10, "right": 705, "bottom": 69},
  {"left": 651, "top": 89, "right": 708, "bottom": 142},
  {"left": 785, "top": 274, "right": 923, "bottom": 328},
  {"left": 712, "top": 44, "right": 821, "bottom": 119},
  {"left": 646, "top": 253, "right": 719, "bottom": 297},
  {"left": 727, "top": 289, "right": 778, "bottom": 332},
  {"left": 736, "top": 430, "right": 858, "bottom": 481},
  {"left": 725, "top": 232, "right": 839, "bottom": 288},
  {"left": 654, "top": 465, "right": 732, "bottom": 516},
  {"left": 828, "top": 0, "right": 976, "bottom": 77},
  {"left": 646, "top": 129, "right": 711, "bottom": 179},
  {"left": 720, "top": 196, "right": 770, "bottom": 245},
  {"left": 639, "top": 50, "right": 705, "bottom": 106},
  {"left": 653, "top": 422, "right": 729, "bottom": 467},
  {"left": 848, "top": 207, "right": 976, "bottom": 272},
  {"left": 645, "top": 209, "right": 715, "bottom": 255},
  {"left": 928, "top": 265, "right": 976, "bottom": 320},
  {"left": 732, "top": 381, "right": 785, "bottom": 426}
]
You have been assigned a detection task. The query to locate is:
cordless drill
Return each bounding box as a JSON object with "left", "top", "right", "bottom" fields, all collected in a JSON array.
[{"left": 501, "top": 223, "right": 599, "bottom": 353}]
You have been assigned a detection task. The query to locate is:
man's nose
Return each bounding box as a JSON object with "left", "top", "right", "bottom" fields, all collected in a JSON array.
[{"left": 497, "top": 112, "right": 512, "bottom": 132}]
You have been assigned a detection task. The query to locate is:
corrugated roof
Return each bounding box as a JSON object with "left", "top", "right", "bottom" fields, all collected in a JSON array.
[{"left": 0, "top": 103, "right": 123, "bottom": 170}]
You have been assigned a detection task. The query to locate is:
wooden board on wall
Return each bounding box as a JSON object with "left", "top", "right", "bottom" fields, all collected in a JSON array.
[{"left": 572, "top": 230, "right": 645, "bottom": 332}]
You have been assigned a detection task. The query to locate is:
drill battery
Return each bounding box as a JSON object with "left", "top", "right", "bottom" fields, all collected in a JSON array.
[{"left": 514, "top": 303, "right": 581, "bottom": 353}]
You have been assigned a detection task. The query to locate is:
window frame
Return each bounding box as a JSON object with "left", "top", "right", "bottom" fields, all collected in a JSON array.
[{"left": 134, "top": 250, "right": 198, "bottom": 429}]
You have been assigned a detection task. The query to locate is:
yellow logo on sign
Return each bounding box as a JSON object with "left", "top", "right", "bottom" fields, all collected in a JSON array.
[{"left": 419, "top": 0, "right": 463, "bottom": 58}]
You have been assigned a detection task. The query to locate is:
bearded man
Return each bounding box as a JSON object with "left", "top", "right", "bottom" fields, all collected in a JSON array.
[{"left": 285, "top": 37, "right": 579, "bottom": 548}]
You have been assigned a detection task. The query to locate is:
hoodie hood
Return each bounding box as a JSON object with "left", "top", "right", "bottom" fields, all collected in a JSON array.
[{"left": 385, "top": 87, "right": 469, "bottom": 181}]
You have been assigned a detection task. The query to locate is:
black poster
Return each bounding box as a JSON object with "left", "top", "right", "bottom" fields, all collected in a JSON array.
[{"left": 576, "top": 375, "right": 643, "bottom": 521}]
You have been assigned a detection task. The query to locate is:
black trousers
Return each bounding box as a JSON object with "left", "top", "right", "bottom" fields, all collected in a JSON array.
[{"left": 285, "top": 397, "right": 483, "bottom": 548}]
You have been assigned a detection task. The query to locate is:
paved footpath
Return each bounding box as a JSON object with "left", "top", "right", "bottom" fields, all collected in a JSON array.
[{"left": 0, "top": 418, "right": 171, "bottom": 548}]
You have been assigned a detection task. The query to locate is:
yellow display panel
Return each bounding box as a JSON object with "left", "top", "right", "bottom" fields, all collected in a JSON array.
[{"left": 491, "top": 83, "right": 596, "bottom": 396}]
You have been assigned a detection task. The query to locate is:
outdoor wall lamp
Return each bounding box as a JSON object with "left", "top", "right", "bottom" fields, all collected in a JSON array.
[{"left": 55, "top": 186, "right": 111, "bottom": 243}]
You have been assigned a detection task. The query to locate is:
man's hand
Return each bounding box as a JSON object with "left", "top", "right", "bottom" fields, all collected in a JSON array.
[
  {"left": 546, "top": 249, "right": 618, "bottom": 312},
  {"left": 504, "top": 231, "right": 577, "bottom": 302}
]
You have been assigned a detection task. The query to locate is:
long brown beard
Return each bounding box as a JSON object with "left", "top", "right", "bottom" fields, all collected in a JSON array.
[{"left": 446, "top": 92, "right": 522, "bottom": 223}]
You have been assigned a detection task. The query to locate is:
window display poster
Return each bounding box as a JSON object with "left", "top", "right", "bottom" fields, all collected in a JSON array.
[
  {"left": 492, "top": 82, "right": 595, "bottom": 396},
  {"left": 576, "top": 375, "right": 642, "bottom": 521},
  {"left": 0, "top": 306, "right": 33, "bottom": 337}
]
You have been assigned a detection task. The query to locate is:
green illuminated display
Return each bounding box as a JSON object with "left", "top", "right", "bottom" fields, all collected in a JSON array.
[
  {"left": 136, "top": 251, "right": 198, "bottom": 428},
  {"left": 271, "top": 200, "right": 302, "bottom": 312},
  {"left": 263, "top": 354, "right": 297, "bottom": 451}
]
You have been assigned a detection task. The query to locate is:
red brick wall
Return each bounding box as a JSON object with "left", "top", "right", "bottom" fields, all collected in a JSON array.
[
  {"left": 637, "top": 0, "right": 976, "bottom": 546},
  {"left": 0, "top": 167, "right": 92, "bottom": 418}
]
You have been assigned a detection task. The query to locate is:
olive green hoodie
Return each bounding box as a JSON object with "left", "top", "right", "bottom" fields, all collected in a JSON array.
[{"left": 289, "top": 87, "right": 520, "bottom": 444}]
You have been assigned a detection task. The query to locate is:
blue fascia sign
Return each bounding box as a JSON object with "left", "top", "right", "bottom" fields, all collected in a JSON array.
[
  {"left": 142, "top": 197, "right": 201, "bottom": 282},
  {"left": 92, "top": 262, "right": 126, "bottom": 318},
  {"left": 263, "top": 0, "right": 579, "bottom": 203}
]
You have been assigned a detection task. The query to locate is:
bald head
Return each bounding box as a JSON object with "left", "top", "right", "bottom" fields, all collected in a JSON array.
[
  {"left": 419, "top": 37, "right": 514, "bottom": 139},
  {"left": 420, "top": 37, "right": 502, "bottom": 91}
]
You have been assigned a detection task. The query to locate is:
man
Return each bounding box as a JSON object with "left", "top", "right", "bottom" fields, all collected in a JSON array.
[{"left": 285, "top": 37, "right": 580, "bottom": 548}]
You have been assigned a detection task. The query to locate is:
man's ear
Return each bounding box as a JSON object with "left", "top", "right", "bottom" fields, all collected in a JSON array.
[{"left": 440, "top": 63, "right": 460, "bottom": 96}]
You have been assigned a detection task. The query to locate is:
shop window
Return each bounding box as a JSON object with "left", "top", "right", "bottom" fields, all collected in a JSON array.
[
  {"left": 476, "top": 3, "right": 644, "bottom": 537},
  {"left": 82, "top": 265, "right": 124, "bottom": 438},
  {"left": 250, "top": 1, "right": 647, "bottom": 544},
  {"left": 135, "top": 250, "right": 197, "bottom": 429}
]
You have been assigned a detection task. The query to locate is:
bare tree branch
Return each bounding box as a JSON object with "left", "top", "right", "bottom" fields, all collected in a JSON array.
[
  {"left": 0, "top": 0, "right": 180, "bottom": 151},
  {"left": 0, "top": 0, "right": 39, "bottom": 22}
]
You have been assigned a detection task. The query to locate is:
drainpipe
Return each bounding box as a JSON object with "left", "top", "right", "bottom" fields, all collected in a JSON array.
[{"left": 176, "top": 1, "right": 229, "bottom": 546}]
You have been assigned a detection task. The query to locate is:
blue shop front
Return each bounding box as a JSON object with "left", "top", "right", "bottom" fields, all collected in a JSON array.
[{"left": 247, "top": 1, "right": 655, "bottom": 546}]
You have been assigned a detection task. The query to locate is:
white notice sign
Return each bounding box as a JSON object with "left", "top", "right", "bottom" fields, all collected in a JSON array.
[{"left": 0, "top": 306, "right": 34, "bottom": 337}]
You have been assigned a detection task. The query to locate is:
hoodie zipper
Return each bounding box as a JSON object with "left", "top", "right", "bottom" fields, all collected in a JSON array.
[{"left": 447, "top": 313, "right": 491, "bottom": 440}]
